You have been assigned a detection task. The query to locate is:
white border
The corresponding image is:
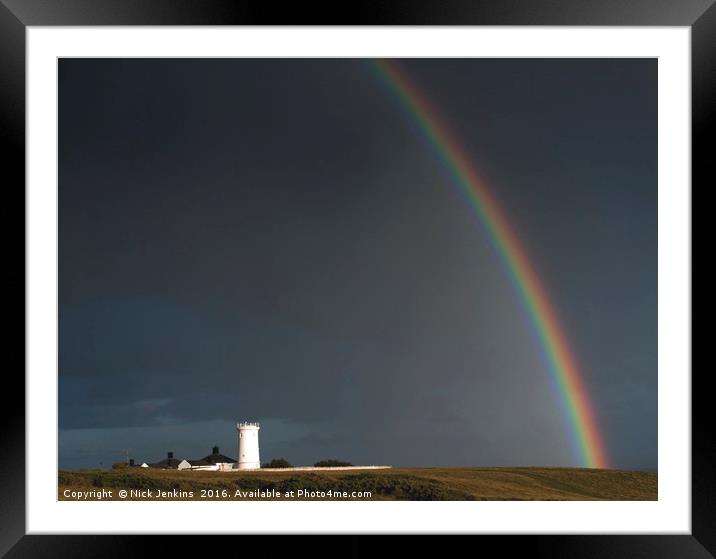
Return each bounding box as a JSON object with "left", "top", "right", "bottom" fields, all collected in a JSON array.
[{"left": 27, "top": 27, "right": 691, "bottom": 534}]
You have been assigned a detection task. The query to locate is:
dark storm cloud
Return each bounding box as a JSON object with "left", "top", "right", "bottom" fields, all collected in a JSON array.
[{"left": 59, "top": 58, "right": 656, "bottom": 469}]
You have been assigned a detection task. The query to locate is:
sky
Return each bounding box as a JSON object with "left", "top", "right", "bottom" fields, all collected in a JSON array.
[{"left": 58, "top": 58, "right": 657, "bottom": 470}]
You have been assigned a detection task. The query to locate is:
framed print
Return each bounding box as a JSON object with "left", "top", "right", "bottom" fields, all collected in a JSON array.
[{"left": 2, "top": 0, "right": 706, "bottom": 555}]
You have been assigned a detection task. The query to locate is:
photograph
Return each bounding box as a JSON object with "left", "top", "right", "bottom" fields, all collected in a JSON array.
[
  {"left": 0, "top": 0, "right": 704, "bottom": 551},
  {"left": 57, "top": 57, "right": 658, "bottom": 502}
]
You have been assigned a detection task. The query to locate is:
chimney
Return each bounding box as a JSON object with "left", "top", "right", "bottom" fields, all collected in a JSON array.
[
  {"left": 168, "top": 451, "right": 174, "bottom": 460},
  {"left": 129, "top": 459, "right": 135, "bottom": 466},
  {"left": 213, "top": 446, "right": 219, "bottom": 455}
]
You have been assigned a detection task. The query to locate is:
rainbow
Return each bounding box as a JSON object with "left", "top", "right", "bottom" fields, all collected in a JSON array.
[{"left": 370, "top": 59, "right": 609, "bottom": 469}]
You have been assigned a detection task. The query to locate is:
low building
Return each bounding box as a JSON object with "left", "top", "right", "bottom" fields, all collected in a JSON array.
[
  {"left": 177, "top": 446, "right": 237, "bottom": 471},
  {"left": 177, "top": 458, "right": 215, "bottom": 471}
]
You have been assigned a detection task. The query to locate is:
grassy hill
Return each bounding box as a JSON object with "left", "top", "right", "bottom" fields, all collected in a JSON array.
[{"left": 58, "top": 466, "right": 657, "bottom": 501}]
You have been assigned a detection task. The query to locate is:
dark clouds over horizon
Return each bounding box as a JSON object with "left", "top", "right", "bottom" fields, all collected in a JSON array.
[{"left": 59, "top": 59, "right": 657, "bottom": 470}]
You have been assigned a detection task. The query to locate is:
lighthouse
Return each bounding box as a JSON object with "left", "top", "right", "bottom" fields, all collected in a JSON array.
[{"left": 237, "top": 422, "right": 261, "bottom": 469}]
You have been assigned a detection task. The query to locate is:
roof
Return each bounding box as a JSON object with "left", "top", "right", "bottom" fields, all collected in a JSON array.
[
  {"left": 194, "top": 447, "right": 236, "bottom": 464},
  {"left": 200, "top": 452, "right": 236, "bottom": 464},
  {"left": 148, "top": 458, "right": 182, "bottom": 469},
  {"left": 210, "top": 453, "right": 236, "bottom": 464},
  {"left": 187, "top": 459, "right": 212, "bottom": 467}
]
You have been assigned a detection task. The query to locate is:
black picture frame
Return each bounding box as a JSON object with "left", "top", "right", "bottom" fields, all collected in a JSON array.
[{"left": 1, "top": 0, "right": 705, "bottom": 555}]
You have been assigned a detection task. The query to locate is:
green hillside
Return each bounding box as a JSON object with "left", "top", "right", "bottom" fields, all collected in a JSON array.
[{"left": 59, "top": 466, "right": 657, "bottom": 501}]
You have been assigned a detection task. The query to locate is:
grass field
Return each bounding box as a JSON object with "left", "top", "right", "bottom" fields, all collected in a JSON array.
[{"left": 59, "top": 466, "right": 657, "bottom": 501}]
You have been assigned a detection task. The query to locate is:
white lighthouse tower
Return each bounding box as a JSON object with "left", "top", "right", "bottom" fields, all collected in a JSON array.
[{"left": 237, "top": 422, "right": 261, "bottom": 469}]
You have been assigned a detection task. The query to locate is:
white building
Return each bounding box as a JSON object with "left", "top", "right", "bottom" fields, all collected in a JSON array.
[{"left": 237, "top": 422, "right": 260, "bottom": 469}]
